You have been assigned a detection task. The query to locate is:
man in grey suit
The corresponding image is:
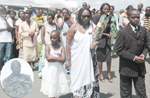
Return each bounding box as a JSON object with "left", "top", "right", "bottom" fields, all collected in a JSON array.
[{"left": 114, "top": 9, "right": 148, "bottom": 98}]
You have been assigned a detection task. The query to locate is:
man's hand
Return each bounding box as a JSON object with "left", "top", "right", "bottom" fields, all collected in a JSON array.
[
  {"left": 134, "top": 56, "right": 145, "bottom": 63},
  {"left": 139, "top": 54, "right": 145, "bottom": 60}
]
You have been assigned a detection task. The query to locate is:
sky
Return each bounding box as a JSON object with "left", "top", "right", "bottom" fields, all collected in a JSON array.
[{"left": 76, "top": 0, "right": 150, "bottom": 11}]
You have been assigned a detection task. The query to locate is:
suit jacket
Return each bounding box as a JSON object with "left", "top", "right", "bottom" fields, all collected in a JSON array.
[{"left": 114, "top": 24, "right": 148, "bottom": 77}]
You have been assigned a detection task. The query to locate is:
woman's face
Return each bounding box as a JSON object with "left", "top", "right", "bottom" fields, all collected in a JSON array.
[
  {"left": 36, "top": 11, "right": 41, "bottom": 17},
  {"left": 62, "top": 10, "right": 68, "bottom": 18},
  {"left": 110, "top": 7, "right": 114, "bottom": 14},
  {"left": 57, "top": 10, "right": 61, "bottom": 16},
  {"left": 19, "top": 12, "right": 25, "bottom": 19},
  {"left": 81, "top": 10, "right": 91, "bottom": 24},
  {"left": 10, "top": 12, "right": 16, "bottom": 19},
  {"left": 47, "top": 16, "right": 53, "bottom": 24},
  {"left": 25, "top": 14, "right": 31, "bottom": 22},
  {"left": 102, "top": 5, "right": 110, "bottom": 14}
]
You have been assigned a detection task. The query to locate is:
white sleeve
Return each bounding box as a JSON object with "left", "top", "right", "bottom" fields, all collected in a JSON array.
[
  {"left": 7, "top": 17, "right": 13, "bottom": 27},
  {"left": 15, "top": 19, "right": 19, "bottom": 26}
]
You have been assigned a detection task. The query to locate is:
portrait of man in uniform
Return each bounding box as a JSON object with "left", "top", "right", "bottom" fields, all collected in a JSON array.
[{"left": 2, "top": 60, "right": 33, "bottom": 98}]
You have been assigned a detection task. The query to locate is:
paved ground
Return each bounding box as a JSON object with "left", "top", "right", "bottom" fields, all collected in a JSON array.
[{"left": 0, "top": 55, "right": 150, "bottom": 98}]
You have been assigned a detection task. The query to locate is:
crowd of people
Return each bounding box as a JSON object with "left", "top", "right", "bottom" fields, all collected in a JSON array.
[{"left": 0, "top": 1, "right": 150, "bottom": 98}]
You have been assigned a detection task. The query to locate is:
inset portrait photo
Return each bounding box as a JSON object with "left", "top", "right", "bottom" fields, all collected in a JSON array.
[{"left": 0, "top": 58, "right": 34, "bottom": 98}]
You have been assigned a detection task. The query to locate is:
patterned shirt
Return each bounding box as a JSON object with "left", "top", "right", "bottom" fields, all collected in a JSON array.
[{"left": 143, "top": 16, "right": 150, "bottom": 31}]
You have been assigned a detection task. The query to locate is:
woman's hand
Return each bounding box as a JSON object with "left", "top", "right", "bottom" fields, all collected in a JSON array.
[
  {"left": 29, "top": 32, "right": 34, "bottom": 36},
  {"left": 16, "top": 38, "right": 19, "bottom": 44},
  {"left": 109, "top": 32, "right": 114, "bottom": 38},
  {"left": 65, "top": 60, "right": 71, "bottom": 70},
  {"left": 103, "top": 33, "right": 114, "bottom": 38},
  {"left": 90, "top": 41, "right": 100, "bottom": 50}
]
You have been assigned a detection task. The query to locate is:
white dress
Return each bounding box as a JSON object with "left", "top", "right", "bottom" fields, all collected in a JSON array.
[
  {"left": 40, "top": 45, "right": 70, "bottom": 97},
  {"left": 70, "top": 24, "right": 95, "bottom": 97}
]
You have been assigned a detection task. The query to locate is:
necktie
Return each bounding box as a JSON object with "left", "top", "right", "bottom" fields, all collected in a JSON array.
[{"left": 134, "top": 29, "right": 138, "bottom": 36}]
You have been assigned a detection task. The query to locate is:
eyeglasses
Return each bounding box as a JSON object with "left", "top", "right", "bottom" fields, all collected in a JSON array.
[
  {"left": 81, "top": 15, "right": 91, "bottom": 19},
  {"left": 130, "top": 16, "right": 140, "bottom": 19}
]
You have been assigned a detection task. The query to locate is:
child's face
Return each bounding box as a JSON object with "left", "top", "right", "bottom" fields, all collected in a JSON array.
[
  {"left": 50, "top": 33, "right": 58, "bottom": 44},
  {"left": 47, "top": 16, "right": 53, "bottom": 24},
  {"left": 10, "top": 12, "right": 16, "bottom": 19}
]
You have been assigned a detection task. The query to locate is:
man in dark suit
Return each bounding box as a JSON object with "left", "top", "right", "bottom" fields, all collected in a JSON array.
[{"left": 114, "top": 9, "right": 148, "bottom": 98}]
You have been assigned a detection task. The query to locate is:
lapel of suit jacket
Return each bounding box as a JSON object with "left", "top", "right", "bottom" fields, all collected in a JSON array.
[
  {"left": 136, "top": 25, "right": 142, "bottom": 39},
  {"left": 127, "top": 24, "right": 142, "bottom": 39},
  {"left": 126, "top": 24, "right": 137, "bottom": 39}
]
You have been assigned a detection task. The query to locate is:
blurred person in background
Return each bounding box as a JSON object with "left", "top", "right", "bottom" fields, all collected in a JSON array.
[
  {"left": 96, "top": 10, "right": 101, "bottom": 15},
  {"left": 27, "top": 5, "right": 35, "bottom": 18},
  {"left": 93, "top": 3, "right": 114, "bottom": 82},
  {"left": 38, "top": 13, "right": 57, "bottom": 78},
  {"left": 82, "top": 2, "right": 87, "bottom": 8},
  {"left": 19, "top": 12, "right": 39, "bottom": 66},
  {"left": 143, "top": 6, "right": 150, "bottom": 57},
  {"left": 91, "top": 10, "right": 95, "bottom": 22},
  {"left": 32, "top": 10, "right": 45, "bottom": 62},
  {"left": 87, "top": 4, "right": 91, "bottom": 10},
  {"left": 143, "top": 6, "right": 150, "bottom": 32},
  {"left": 138, "top": 3, "right": 145, "bottom": 26},
  {"left": 54, "top": 9, "right": 62, "bottom": 24},
  {"left": 9, "top": 10, "right": 18, "bottom": 58},
  {"left": 0, "top": 5, "right": 13, "bottom": 70},
  {"left": 15, "top": 11, "right": 25, "bottom": 59},
  {"left": 109, "top": 5, "right": 119, "bottom": 56},
  {"left": 119, "top": 5, "right": 133, "bottom": 28},
  {"left": 118, "top": 9, "right": 125, "bottom": 29}
]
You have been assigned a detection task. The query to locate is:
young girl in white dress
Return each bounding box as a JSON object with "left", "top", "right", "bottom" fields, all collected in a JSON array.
[{"left": 40, "top": 30, "right": 70, "bottom": 98}]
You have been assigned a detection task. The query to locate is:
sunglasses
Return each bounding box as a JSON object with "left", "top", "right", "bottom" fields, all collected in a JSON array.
[
  {"left": 130, "top": 16, "right": 140, "bottom": 19},
  {"left": 81, "top": 15, "right": 91, "bottom": 19}
]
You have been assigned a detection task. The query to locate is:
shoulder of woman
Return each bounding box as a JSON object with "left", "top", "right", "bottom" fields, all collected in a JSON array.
[{"left": 70, "top": 23, "right": 77, "bottom": 29}]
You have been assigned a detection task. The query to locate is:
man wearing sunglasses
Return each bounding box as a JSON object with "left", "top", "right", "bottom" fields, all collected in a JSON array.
[{"left": 115, "top": 9, "right": 149, "bottom": 98}]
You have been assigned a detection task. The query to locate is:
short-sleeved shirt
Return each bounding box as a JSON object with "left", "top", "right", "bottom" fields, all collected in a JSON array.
[
  {"left": 119, "top": 12, "right": 129, "bottom": 28},
  {"left": 0, "top": 16, "right": 13, "bottom": 42},
  {"left": 143, "top": 16, "right": 150, "bottom": 31},
  {"left": 15, "top": 18, "right": 24, "bottom": 27}
]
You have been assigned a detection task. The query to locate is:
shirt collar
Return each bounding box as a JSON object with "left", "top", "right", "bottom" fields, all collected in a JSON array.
[{"left": 129, "top": 23, "right": 138, "bottom": 32}]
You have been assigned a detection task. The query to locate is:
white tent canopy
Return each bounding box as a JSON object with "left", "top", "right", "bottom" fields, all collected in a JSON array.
[{"left": 0, "top": 0, "right": 78, "bottom": 9}]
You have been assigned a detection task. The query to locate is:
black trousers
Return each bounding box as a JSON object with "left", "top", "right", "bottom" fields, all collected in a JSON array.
[{"left": 120, "top": 74, "right": 147, "bottom": 98}]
